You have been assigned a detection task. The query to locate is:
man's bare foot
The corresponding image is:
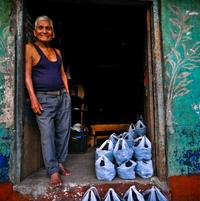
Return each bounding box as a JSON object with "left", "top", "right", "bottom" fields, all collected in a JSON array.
[
  {"left": 50, "top": 172, "right": 62, "bottom": 186},
  {"left": 58, "top": 163, "right": 71, "bottom": 176}
]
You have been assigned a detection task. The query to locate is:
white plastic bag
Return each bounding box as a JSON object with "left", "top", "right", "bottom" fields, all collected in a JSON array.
[
  {"left": 123, "top": 185, "right": 145, "bottom": 201},
  {"left": 96, "top": 139, "right": 114, "bottom": 162},
  {"left": 122, "top": 132, "right": 134, "bottom": 148},
  {"left": 143, "top": 186, "right": 168, "bottom": 201},
  {"left": 135, "top": 160, "right": 153, "bottom": 179},
  {"left": 128, "top": 123, "right": 138, "bottom": 139},
  {"left": 104, "top": 188, "right": 122, "bottom": 201},
  {"left": 95, "top": 155, "right": 116, "bottom": 181},
  {"left": 135, "top": 120, "right": 146, "bottom": 136},
  {"left": 81, "top": 186, "right": 101, "bottom": 201},
  {"left": 109, "top": 133, "right": 120, "bottom": 148},
  {"left": 117, "top": 160, "right": 137, "bottom": 180},
  {"left": 113, "top": 138, "right": 134, "bottom": 165},
  {"left": 133, "top": 136, "right": 152, "bottom": 160}
]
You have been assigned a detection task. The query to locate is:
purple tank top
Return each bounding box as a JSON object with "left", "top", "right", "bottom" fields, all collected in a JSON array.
[{"left": 32, "top": 44, "right": 64, "bottom": 91}]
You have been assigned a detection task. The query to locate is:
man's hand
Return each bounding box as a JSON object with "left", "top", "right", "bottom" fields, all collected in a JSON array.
[{"left": 30, "top": 96, "right": 43, "bottom": 114}]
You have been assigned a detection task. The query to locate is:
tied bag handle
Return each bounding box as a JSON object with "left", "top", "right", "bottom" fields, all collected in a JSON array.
[
  {"left": 123, "top": 185, "right": 145, "bottom": 201},
  {"left": 135, "top": 120, "right": 146, "bottom": 129},
  {"left": 81, "top": 186, "right": 100, "bottom": 201},
  {"left": 98, "top": 139, "right": 113, "bottom": 151},
  {"left": 104, "top": 188, "right": 122, "bottom": 201},
  {"left": 137, "top": 136, "right": 152, "bottom": 149},
  {"left": 128, "top": 123, "right": 136, "bottom": 132}
]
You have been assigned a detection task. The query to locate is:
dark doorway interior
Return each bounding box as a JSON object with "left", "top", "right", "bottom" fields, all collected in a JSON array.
[
  {"left": 18, "top": 0, "right": 167, "bottom": 184},
  {"left": 25, "top": 1, "right": 146, "bottom": 125}
]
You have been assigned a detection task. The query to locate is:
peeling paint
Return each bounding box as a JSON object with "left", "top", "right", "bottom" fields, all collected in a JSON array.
[
  {"left": 164, "top": 4, "right": 200, "bottom": 134},
  {"left": 0, "top": 75, "right": 14, "bottom": 128},
  {"left": 162, "top": 0, "right": 200, "bottom": 176},
  {"left": 0, "top": 23, "right": 15, "bottom": 128},
  {"left": 0, "top": 0, "right": 15, "bottom": 182}
]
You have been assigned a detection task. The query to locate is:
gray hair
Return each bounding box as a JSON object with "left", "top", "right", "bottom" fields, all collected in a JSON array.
[{"left": 34, "top": 15, "right": 54, "bottom": 30}]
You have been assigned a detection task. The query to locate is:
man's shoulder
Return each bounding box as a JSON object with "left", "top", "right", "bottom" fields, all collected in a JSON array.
[
  {"left": 26, "top": 42, "right": 34, "bottom": 49},
  {"left": 54, "top": 48, "right": 62, "bottom": 56},
  {"left": 54, "top": 47, "right": 60, "bottom": 52},
  {"left": 26, "top": 42, "right": 37, "bottom": 55}
]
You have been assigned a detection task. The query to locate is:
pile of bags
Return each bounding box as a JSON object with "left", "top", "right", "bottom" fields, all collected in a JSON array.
[
  {"left": 81, "top": 185, "right": 168, "bottom": 201},
  {"left": 95, "top": 120, "right": 153, "bottom": 181}
]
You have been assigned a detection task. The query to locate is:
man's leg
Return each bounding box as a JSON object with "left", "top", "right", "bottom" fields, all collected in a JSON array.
[
  {"left": 36, "top": 94, "right": 62, "bottom": 185},
  {"left": 55, "top": 92, "right": 71, "bottom": 174}
]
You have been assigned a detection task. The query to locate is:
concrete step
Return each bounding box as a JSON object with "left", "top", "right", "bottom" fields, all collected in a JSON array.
[
  {"left": 32, "top": 179, "right": 170, "bottom": 200},
  {"left": 14, "top": 148, "right": 170, "bottom": 200}
]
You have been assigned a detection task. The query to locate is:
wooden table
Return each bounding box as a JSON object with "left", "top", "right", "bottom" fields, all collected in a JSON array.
[{"left": 89, "top": 123, "right": 129, "bottom": 147}]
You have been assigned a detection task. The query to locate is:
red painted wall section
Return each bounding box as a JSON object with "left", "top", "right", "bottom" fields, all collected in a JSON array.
[
  {"left": 169, "top": 175, "right": 200, "bottom": 201},
  {"left": 0, "top": 182, "right": 30, "bottom": 201}
]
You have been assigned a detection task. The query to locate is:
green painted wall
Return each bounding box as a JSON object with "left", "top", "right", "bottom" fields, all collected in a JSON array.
[
  {"left": 161, "top": 0, "right": 200, "bottom": 176},
  {"left": 0, "top": 0, "right": 15, "bottom": 182}
]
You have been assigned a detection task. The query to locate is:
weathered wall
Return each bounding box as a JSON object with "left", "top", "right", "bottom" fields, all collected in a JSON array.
[
  {"left": 0, "top": 0, "right": 15, "bottom": 182},
  {"left": 0, "top": 0, "right": 42, "bottom": 182},
  {"left": 161, "top": 0, "right": 200, "bottom": 176},
  {"left": 0, "top": 0, "right": 199, "bottom": 197}
]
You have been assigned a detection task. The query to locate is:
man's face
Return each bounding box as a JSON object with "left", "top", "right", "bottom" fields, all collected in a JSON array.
[{"left": 34, "top": 20, "right": 54, "bottom": 43}]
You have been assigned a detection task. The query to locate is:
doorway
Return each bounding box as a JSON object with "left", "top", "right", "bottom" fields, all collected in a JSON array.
[
  {"left": 26, "top": 2, "right": 146, "bottom": 124},
  {"left": 14, "top": 0, "right": 167, "bottom": 183}
]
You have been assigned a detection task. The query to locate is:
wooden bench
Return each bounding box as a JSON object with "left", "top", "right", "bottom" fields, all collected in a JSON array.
[{"left": 89, "top": 123, "right": 129, "bottom": 147}]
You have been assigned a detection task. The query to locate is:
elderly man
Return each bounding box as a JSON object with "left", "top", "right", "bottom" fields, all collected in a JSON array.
[{"left": 25, "top": 16, "right": 71, "bottom": 186}]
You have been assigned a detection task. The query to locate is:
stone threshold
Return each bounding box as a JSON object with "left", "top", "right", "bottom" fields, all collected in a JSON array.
[{"left": 14, "top": 149, "right": 170, "bottom": 200}]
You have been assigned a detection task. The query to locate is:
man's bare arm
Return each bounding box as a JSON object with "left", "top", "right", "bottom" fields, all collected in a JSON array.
[
  {"left": 25, "top": 43, "right": 43, "bottom": 114},
  {"left": 56, "top": 49, "right": 69, "bottom": 93}
]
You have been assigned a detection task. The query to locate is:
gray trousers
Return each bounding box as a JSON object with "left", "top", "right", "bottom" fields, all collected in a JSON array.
[{"left": 36, "top": 91, "right": 71, "bottom": 175}]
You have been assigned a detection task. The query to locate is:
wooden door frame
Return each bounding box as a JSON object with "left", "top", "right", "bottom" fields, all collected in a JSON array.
[
  {"left": 11, "top": 0, "right": 24, "bottom": 184},
  {"left": 145, "top": 7, "right": 156, "bottom": 176},
  {"left": 12, "top": 0, "right": 167, "bottom": 184},
  {"left": 151, "top": 0, "right": 167, "bottom": 181},
  {"left": 144, "top": 2, "right": 167, "bottom": 181}
]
